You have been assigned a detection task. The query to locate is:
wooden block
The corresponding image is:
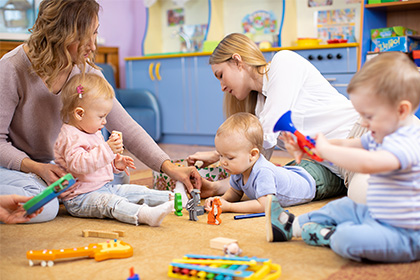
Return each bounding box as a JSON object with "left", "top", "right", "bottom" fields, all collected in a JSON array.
[
  {"left": 82, "top": 230, "right": 125, "bottom": 239},
  {"left": 112, "top": 130, "right": 122, "bottom": 141},
  {"left": 210, "top": 237, "right": 238, "bottom": 250},
  {"left": 111, "top": 130, "right": 123, "bottom": 154},
  {"left": 112, "top": 230, "right": 125, "bottom": 237}
]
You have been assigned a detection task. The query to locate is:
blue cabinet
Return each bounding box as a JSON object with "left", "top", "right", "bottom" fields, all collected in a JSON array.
[
  {"left": 295, "top": 47, "right": 357, "bottom": 97},
  {"left": 263, "top": 47, "right": 358, "bottom": 97},
  {"left": 126, "top": 55, "right": 224, "bottom": 145},
  {"left": 125, "top": 46, "right": 358, "bottom": 145}
]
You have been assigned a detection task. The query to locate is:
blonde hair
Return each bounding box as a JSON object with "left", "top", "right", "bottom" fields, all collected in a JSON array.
[
  {"left": 60, "top": 73, "right": 114, "bottom": 123},
  {"left": 27, "top": 0, "right": 100, "bottom": 90},
  {"left": 210, "top": 33, "right": 268, "bottom": 118},
  {"left": 348, "top": 52, "right": 420, "bottom": 111},
  {"left": 216, "top": 112, "right": 264, "bottom": 152}
]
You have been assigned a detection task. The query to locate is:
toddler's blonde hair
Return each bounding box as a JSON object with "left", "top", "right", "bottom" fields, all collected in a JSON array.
[
  {"left": 60, "top": 73, "right": 114, "bottom": 123},
  {"left": 216, "top": 112, "right": 264, "bottom": 152},
  {"left": 348, "top": 52, "right": 420, "bottom": 111}
]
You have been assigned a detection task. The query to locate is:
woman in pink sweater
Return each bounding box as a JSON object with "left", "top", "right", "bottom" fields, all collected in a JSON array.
[{"left": 0, "top": 0, "right": 201, "bottom": 223}]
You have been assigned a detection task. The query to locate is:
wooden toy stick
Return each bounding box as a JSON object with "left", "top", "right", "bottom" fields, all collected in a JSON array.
[
  {"left": 82, "top": 230, "right": 125, "bottom": 239},
  {"left": 210, "top": 237, "right": 237, "bottom": 250}
]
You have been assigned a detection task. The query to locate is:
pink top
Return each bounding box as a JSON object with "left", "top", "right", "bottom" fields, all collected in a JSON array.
[
  {"left": 0, "top": 45, "right": 169, "bottom": 172},
  {"left": 54, "top": 124, "right": 120, "bottom": 201}
]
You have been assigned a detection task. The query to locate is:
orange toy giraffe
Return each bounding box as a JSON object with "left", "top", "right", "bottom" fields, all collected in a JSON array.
[{"left": 207, "top": 198, "right": 222, "bottom": 225}]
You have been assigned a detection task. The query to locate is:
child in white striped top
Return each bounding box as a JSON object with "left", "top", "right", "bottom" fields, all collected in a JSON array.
[{"left": 267, "top": 52, "right": 420, "bottom": 263}]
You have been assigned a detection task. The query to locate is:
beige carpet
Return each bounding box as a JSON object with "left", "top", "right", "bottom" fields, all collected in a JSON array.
[{"left": 1, "top": 145, "right": 419, "bottom": 280}]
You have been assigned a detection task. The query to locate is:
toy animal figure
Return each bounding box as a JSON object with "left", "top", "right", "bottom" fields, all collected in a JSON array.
[
  {"left": 174, "top": 193, "right": 183, "bottom": 216},
  {"left": 223, "top": 242, "right": 242, "bottom": 257},
  {"left": 186, "top": 189, "right": 201, "bottom": 221},
  {"left": 207, "top": 198, "right": 222, "bottom": 225}
]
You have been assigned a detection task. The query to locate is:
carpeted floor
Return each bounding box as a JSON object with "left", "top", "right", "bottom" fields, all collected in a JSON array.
[{"left": 1, "top": 144, "right": 419, "bottom": 280}]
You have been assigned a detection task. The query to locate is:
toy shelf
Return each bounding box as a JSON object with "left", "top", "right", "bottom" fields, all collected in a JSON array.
[
  {"left": 365, "top": 0, "right": 420, "bottom": 11},
  {"left": 359, "top": 0, "right": 420, "bottom": 67}
]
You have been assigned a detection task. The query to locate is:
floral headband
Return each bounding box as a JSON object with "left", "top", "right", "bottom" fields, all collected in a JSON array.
[{"left": 77, "top": 84, "right": 84, "bottom": 99}]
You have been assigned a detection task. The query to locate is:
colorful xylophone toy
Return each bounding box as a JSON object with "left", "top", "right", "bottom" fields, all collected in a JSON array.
[{"left": 168, "top": 254, "right": 281, "bottom": 280}]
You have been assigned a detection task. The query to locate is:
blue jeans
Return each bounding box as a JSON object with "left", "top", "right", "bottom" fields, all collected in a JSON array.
[
  {"left": 0, "top": 167, "right": 128, "bottom": 223},
  {"left": 63, "top": 183, "right": 171, "bottom": 225},
  {"left": 298, "top": 197, "right": 420, "bottom": 263}
]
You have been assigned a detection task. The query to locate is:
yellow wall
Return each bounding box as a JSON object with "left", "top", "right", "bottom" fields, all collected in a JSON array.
[
  {"left": 281, "top": 0, "right": 297, "bottom": 48},
  {"left": 206, "top": 0, "right": 224, "bottom": 42},
  {"left": 144, "top": 1, "right": 163, "bottom": 55},
  {"left": 144, "top": 0, "right": 297, "bottom": 54}
]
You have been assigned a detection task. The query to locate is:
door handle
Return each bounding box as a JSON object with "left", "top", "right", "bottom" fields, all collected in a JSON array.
[
  {"left": 155, "top": 62, "right": 161, "bottom": 81},
  {"left": 148, "top": 62, "right": 155, "bottom": 81}
]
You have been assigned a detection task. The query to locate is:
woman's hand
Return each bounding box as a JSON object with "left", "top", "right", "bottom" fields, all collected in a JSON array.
[
  {"left": 0, "top": 195, "right": 43, "bottom": 224},
  {"left": 114, "top": 154, "right": 136, "bottom": 176},
  {"left": 278, "top": 132, "right": 304, "bottom": 163},
  {"left": 161, "top": 160, "right": 202, "bottom": 193},
  {"left": 21, "top": 158, "right": 67, "bottom": 185},
  {"left": 186, "top": 151, "right": 219, "bottom": 168}
]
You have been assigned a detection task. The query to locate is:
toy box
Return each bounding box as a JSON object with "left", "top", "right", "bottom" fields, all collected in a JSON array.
[
  {"left": 153, "top": 159, "right": 228, "bottom": 191},
  {"left": 368, "top": 0, "right": 402, "bottom": 3},
  {"left": 413, "top": 50, "right": 420, "bottom": 67},
  {"left": 371, "top": 36, "right": 420, "bottom": 53},
  {"left": 371, "top": 26, "right": 417, "bottom": 40}
]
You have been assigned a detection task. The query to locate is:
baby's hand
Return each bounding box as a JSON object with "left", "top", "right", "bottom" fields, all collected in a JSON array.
[
  {"left": 204, "top": 197, "right": 217, "bottom": 211},
  {"left": 313, "top": 133, "right": 329, "bottom": 158},
  {"left": 205, "top": 196, "right": 229, "bottom": 212},
  {"left": 107, "top": 133, "right": 123, "bottom": 154},
  {"left": 279, "top": 132, "right": 303, "bottom": 163},
  {"left": 187, "top": 151, "right": 219, "bottom": 168},
  {"left": 114, "top": 154, "right": 136, "bottom": 175}
]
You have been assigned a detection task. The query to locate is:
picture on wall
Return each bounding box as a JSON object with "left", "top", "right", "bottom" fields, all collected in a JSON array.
[
  {"left": 167, "top": 8, "right": 184, "bottom": 26},
  {"left": 317, "top": 8, "right": 356, "bottom": 43},
  {"left": 242, "top": 10, "right": 277, "bottom": 35},
  {"left": 308, "top": 0, "right": 333, "bottom": 7}
]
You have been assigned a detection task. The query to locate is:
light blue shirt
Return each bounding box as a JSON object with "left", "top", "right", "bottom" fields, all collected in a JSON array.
[
  {"left": 362, "top": 125, "right": 420, "bottom": 229},
  {"left": 230, "top": 155, "right": 316, "bottom": 207}
]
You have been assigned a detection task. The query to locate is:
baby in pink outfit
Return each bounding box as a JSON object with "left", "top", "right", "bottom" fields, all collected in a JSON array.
[{"left": 54, "top": 73, "right": 173, "bottom": 226}]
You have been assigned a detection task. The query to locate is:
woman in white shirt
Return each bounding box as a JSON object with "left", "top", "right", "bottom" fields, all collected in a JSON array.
[{"left": 190, "top": 33, "right": 368, "bottom": 203}]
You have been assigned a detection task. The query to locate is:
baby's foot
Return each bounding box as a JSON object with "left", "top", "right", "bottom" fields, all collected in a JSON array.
[
  {"left": 266, "top": 195, "right": 295, "bottom": 242},
  {"left": 137, "top": 200, "right": 174, "bottom": 227},
  {"left": 301, "top": 222, "right": 335, "bottom": 247}
]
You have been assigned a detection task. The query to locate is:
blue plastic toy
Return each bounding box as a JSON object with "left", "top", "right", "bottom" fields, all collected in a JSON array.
[
  {"left": 23, "top": 173, "right": 76, "bottom": 215},
  {"left": 274, "top": 110, "right": 323, "bottom": 162}
]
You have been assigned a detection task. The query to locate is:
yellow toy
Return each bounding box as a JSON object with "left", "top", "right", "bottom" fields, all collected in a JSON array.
[
  {"left": 26, "top": 239, "right": 133, "bottom": 267},
  {"left": 168, "top": 254, "right": 281, "bottom": 279}
]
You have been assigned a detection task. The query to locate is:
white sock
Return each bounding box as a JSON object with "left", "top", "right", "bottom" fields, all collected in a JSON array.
[
  {"left": 292, "top": 218, "right": 302, "bottom": 238},
  {"left": 173, "top": 181, "right": 188, "bottom": 207},
  {"left": 137, "top": 200, "right": 174, "bottom": 227}
]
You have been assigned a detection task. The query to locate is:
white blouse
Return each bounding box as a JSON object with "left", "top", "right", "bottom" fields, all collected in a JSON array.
[{"left": 256, "top": 50, "right": 359, "bottom": 150}]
